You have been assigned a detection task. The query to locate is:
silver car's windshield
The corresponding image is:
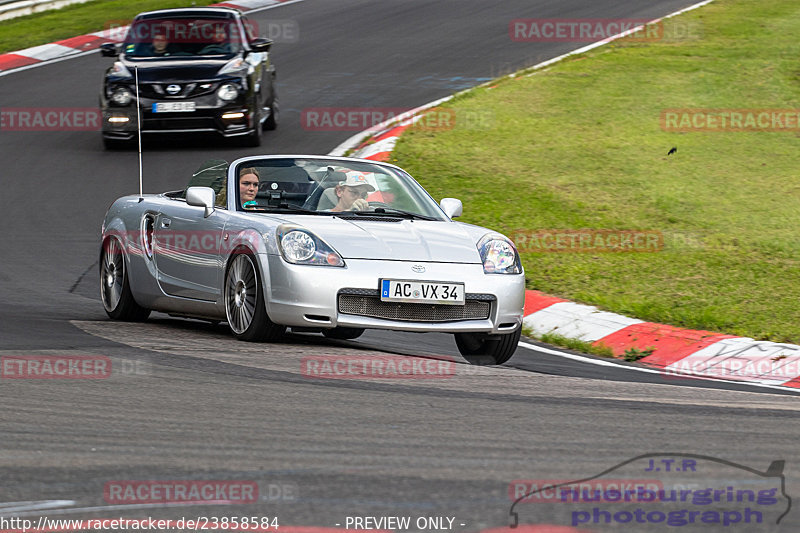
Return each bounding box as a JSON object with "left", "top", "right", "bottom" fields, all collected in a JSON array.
[
  {"left": 124, "top": 19, "right": 243, "bottom": 58},
  {"left": 232, "top": 158, "right": 448, "bottom": 220}
]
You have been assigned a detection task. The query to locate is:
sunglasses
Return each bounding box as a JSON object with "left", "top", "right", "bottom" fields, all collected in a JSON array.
[{"left": 344, "top": 187, "right": 369, "bottom": 198}]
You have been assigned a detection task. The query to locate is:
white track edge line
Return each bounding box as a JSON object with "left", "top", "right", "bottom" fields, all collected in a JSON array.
[{"left": 517, "top": 341, "right": 798, "bottom": 393}]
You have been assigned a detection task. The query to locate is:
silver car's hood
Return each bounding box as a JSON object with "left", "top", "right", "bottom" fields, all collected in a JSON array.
[{"left": 291, "top": 217, "right": 482, "bottom": 263}]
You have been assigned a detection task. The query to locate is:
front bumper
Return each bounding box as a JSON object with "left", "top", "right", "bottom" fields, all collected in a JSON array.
[
  {"left": 101, "top": 102, "right": 255, "bottom": 139},
  {"left": 262, "top": 255, "right": 525, "bottom": 334}
]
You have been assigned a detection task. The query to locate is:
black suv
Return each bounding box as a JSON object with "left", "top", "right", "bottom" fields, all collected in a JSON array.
[{"left": 99, "top": 7, "right": 277, "bottom": 148}]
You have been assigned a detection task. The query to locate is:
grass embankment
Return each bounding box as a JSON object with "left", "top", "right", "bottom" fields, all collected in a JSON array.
[
  {"left": 394, "top": 0, "right": 800, "bottom": 343},
  {"left": 0, "top": 0, "right": 219, "bottom": 55}
]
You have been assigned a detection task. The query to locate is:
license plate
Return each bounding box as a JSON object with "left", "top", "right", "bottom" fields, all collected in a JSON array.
[
  {"left": 380, "top": 279, "right": 465, "bottom": 305},
  {"left": 152, "top": 102, "right": 195, "bottom": 113}
]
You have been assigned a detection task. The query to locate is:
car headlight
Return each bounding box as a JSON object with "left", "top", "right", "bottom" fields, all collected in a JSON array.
[
  {"left": 110, "top": 61, "right": 132, "bottom": 78},
  {"left": 110, "top": 87, "right": 133, "bottom": 106},
  {"left": 217, "top": 83, "right": 239, "bottom": 101},
  {"left": 276, "top": 228, "right": 345, "bottom": 267},
  {"left": 217, "top": 57, "right": 246, "bottom": 75},
  {"left": 478, "top": 233, "right": 521, "bottom": 274}
]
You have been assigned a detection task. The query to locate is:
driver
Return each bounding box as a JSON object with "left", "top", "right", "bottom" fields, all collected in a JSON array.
[
  {"left": 239, "top": 167, "right": 260, "bottom": 209},
  {"left": 200, "top": 25, "right": 231, "bottom": 54},
  {"left": 330, "top": 171, "right": 375, "bottom": 212}
]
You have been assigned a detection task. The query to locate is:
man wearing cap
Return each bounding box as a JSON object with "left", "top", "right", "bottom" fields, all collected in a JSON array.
[{"left": 330, "top": 172, "right": 375, "bottom": 212}]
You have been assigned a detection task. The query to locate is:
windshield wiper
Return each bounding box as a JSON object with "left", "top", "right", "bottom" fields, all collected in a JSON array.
[{"left": 343, "top": 208, "right": 437, "bottom": 221}]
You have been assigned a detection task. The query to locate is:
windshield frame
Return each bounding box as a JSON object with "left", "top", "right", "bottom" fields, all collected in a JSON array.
[
  {"left": 227, "top": 156, "right": 450, "bottom": 221},
  {"left": 123, "top": 15, "right": 246, "bottom": 59}
]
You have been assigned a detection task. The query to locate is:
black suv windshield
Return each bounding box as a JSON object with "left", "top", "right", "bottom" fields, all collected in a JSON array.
[{"left": 124, "top": 18, "right": 243, "bottom": 58}]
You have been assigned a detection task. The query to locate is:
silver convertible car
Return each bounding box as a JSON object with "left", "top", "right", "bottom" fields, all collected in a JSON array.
[{"left": 100, "top": 155, "right": 525, "bottom": 364}]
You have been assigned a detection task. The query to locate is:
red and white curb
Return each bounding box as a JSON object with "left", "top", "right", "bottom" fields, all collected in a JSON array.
[
  {"left": 328, "top": 95, "right": 453, "bottom": 160},
  {"left": 329, "top": 0, "right": 800, "bottom": 390},
  {"left": 522, "top": 291, "right": 800, "bottom": 388},
  {"left": 0, "top": 0, "right": 294, "bottom": 75}
]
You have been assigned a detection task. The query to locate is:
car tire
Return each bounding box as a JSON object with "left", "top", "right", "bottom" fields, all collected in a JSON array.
[
  {"left": 225, "top": 251, "right": 285, "bottom": 342},
  {"left": 454, "top": 327, "right": 521, "bottom": 365},
  {"left": 264, "top": 96, "right": 278, "bottom": 131},
  {"left": 242, "top": 104, "right": 262, "bottom": 147},
  {"left": 100, "top": 237, "right": 151, "bottom": 321},
  {"left": 102, "top": 137, "right": 132, "bottom": 150},
  {"left": 322, "top": 327, "right": 365, "bottom": 340}
]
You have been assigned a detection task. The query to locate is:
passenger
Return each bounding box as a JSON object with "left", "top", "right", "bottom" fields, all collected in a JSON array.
[
  {"left": 239, "top": 167, "right": 260, "bottom": 209},
  {"left": 329, "top": 172, "right": 375, "bottom": 212}
]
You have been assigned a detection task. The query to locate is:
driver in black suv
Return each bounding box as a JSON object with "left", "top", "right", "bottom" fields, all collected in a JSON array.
[{"left": 199, "top": 25, "right": 232, "bottom": 55}]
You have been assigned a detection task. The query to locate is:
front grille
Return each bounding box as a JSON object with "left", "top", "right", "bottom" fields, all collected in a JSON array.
[
  {"left": 143, "top": 117, "right": 216, "bottom": 130},
  {"left": 338, "top": 290, "right": 492, "bottom": 322},
  {"left": 140, "top": 82, "right": 218, "bottom": 99}
]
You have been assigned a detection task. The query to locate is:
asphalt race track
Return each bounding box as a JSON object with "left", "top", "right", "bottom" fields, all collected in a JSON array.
[{"left": 1, "top": 0, "right": 800, "bottom": 531}]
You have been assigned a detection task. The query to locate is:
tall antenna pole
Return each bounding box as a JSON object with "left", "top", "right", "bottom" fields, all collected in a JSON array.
[{"left": 135, "top": 65, "right": 143, "bottom": 201}]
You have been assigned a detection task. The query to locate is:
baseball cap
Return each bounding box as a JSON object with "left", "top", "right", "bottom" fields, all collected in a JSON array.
[{"left": 338, "top": 171, "right": 376, "bottom": 191}]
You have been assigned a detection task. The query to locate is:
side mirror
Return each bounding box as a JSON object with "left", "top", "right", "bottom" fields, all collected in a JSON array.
[
  {"left": 100, "top": 43, "right": 118, "bottom": 57},
  {"left": 250, "top": 38, "right": 273, "bottom": 53},
  {"left": 186, "top": 186, "right": 216, "bottom": 218},
  {"left": 440, "top": 198, "right": 463, "bottom": 218}
]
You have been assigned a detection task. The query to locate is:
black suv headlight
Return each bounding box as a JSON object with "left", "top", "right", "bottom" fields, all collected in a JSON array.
[
  {"left": 110, "top": 87, "right": 134, "bottom": 106},
  {"left": 216, "top": 83, "right": 239, "bottom": 102}
]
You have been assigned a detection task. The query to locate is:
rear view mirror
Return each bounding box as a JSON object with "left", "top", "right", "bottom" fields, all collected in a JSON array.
[
  {"left": 250, "top": 38, "right": 273, "bottom": 53},
  {"left": 440, "top": 198, "right": 463, "bottom": 218},
  {"left": 100, "top": 43, "right": 118, "bottom": 57},
  {"left": 186, "top": 186, "right": 216, "bottom": 217}
]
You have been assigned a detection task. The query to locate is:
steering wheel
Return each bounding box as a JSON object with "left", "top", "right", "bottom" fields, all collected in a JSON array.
[{"left": 367, "top": 201, "right": 391, "bottom": 209}]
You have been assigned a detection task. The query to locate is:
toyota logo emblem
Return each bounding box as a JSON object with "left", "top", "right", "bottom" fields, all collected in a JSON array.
[
  {"left": 166, "top": 84, "right": 181, "bottom": 95},
  {"left": 411, "top": 265, "right": 425, "bottom": 273}
]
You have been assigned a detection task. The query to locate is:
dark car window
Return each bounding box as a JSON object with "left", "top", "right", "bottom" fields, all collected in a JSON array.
[
  {"left": 241, "top": 16, "right": 258, "bottom": 42},
  {"left": 124, "top": 18, "right": 243, "bottom": 58},
  {"left": 236, "top": 159, "right": 314, "bottom": 210}
]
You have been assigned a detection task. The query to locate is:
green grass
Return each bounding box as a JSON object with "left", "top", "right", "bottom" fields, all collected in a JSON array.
[
  {"left": 531, "top": 331, "right": 615, "bottom": 359},
  {"left": 393, "top": 0, "right": 800, "bottom": 343},
  {"left": 0, "top": 0, "right": 219, "bottom": 55},
  {"left": 623, "top": 347, "right": 656, "bottom": 362}
]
